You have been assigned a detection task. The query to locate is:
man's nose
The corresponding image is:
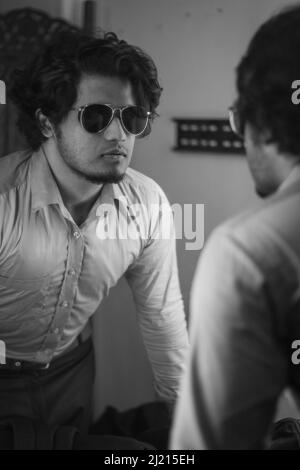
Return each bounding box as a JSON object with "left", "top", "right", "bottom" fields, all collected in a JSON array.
[{"left": 103, "top": 116, "right": 127, "bottom": 141}]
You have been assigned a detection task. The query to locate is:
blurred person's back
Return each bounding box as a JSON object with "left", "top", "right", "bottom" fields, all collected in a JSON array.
[{"left": 170, "top": 4, "right": 300, "bottom": 449}]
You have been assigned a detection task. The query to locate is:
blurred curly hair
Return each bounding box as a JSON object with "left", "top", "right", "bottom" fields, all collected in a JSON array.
[
  {"left": 236, "top": 5, "right": 300, "bottom": 156},
  {"left": 9, "top": 30, "right": 162, "bottom": 150}
]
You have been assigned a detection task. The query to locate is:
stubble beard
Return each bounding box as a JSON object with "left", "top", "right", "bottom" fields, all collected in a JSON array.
[{"left": 55, "top": 130, "right": 126, "bottom": 184}]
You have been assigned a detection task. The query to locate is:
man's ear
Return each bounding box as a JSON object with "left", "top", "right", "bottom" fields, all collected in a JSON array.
[
  {"left": 245, "top": 122, "right": 273, "bottom": 145},
  {"left": 35, "top": 108, "right": 53, "bottom": 138}
]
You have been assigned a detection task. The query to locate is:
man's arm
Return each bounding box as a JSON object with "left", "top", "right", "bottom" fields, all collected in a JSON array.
[
  {"left": 125, "top": 193, "right": 189, "bottom": 406},
  {"left": 170, "top": 227, "right": 288, "bottom": 449}
]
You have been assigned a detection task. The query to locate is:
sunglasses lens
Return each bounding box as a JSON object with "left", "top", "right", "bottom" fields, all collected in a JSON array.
[
  {"left": 122, "top": 106, "right": 148, "bottom": 135},
  {"left": 81, "top": 104, "right": 112, "bottom": 133}
]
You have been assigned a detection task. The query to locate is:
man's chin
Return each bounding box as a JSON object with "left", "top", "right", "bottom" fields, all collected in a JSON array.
[
  {"left": 83, "top": 172, "right": 126, "bottom": 184},
  {"left": 255, "top": 188, "right": 268, "bottom": 198},
  {"left": 66, "top": 160, "right": 127, "bottom": 184},
  {"left": 255, "top": 184, "right": 277, "bottom": 199}
]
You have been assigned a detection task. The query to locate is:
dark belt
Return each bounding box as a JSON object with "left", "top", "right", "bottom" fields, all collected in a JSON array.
[{"left": 0, "top": 323, "right": 92, "bottom": 371}]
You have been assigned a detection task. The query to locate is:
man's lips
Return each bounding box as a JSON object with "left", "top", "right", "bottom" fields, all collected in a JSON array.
[
  {"left": 102, "top": 147, "right": 127, "bottom": 156},
  {"left": 101, "top": 149, "right": 127, "bottom": 158}
]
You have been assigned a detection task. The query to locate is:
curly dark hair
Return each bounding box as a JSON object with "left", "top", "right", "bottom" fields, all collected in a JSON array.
[
  {"left": 236, "top": 5, "right": 300, "bottom": 156},
  {"left": 9, "top": 30, "right": 162, "bottom": 150}
]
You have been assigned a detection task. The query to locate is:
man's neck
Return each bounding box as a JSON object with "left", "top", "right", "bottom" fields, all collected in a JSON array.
[{"left": 66, "top": 197, "right": 101, "bottom": 226}]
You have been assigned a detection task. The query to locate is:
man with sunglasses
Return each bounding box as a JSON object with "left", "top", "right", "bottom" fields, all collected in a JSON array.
[
  {"left": 0, "top": 31, "right": 188, "bottom": 438},
  {"left": 171, "top": 5, "right": 300, "bottom": 450}
]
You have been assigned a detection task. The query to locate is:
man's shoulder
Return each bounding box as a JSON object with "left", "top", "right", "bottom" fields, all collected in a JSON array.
[
  {"left": 217, "top": 203, "right": 265, "bottom": 236},
  {"left": 0, "top": 149, "right": 32, "bottom": 195},
  {"left": 218, "top": 186, "right": 300, "bottom": 237},
  {"left": 210, "top": 192, "right": 300, "bottom": 259},
  {"left": 122, "top": 167, "right": 169, "bottom": 203}
]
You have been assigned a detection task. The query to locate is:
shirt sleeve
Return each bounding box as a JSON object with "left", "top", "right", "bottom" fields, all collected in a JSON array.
[
  {"left": 125, "top": 190, "right": 189, "bottom": 404},
  {"left": 170, "top": 226, "right": 288, "bottom": 449}
]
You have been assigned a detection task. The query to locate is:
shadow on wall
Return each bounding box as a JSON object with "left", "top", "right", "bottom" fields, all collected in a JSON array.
[{"left": 92, "top": 277, "right": 156, "bottom": 419}]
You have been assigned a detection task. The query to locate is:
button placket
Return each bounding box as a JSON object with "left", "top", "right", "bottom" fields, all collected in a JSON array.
[
  {"left": 53, "top": 227, "right": 84, "bottom": 346},
  {"left": 44, "top": 225, "right": 84, "bottom": 354}
]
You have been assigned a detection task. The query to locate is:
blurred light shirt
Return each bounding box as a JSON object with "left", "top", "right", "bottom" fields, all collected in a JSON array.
[{"left": 170, "top": 165, "right": 300, "bottom": 448}]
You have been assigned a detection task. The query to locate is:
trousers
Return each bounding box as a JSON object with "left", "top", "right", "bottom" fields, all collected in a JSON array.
[{"left": 0, "top": 337, "right": 95, "bottom": 434}]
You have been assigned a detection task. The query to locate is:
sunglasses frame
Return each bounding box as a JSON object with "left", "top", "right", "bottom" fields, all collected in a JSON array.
[
  {"left": 228, "top": 105, "right": 244, "bottom": 139},
  {"left": 73, "top": 103, "right": 152, "bottom": 136}
]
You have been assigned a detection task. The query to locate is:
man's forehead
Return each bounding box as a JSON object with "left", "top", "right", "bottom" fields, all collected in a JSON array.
[
  {"left": 76, "top": 74, "right": 135, "bottom": 104},
  {"left": 77, "top": 74, "right": 132, "bottom": 93}
]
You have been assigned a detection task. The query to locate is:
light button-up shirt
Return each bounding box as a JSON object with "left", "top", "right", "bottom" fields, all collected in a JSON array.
[{"left": 0, "top": 148, "right": 188, "bottom": 401}]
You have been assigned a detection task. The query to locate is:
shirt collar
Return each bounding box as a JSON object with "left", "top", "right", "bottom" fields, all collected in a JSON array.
[{"left": 30, "top": 147, "right": 64, "bottom": 212}]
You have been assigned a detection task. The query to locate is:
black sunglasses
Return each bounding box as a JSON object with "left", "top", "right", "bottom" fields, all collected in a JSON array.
[{"left": 72, "top": 103, "right": 152, "bottom": 136}]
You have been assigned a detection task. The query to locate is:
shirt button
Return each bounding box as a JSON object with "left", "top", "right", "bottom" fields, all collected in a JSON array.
[
  {"left": 62, "top": 301, "right": 69, "bottom": 308},
  {"left": 14, "top": 361, "right": 21, "bottom": 367},
  {"left": 53, "top": 328, "right": 60, "bottom": 335},
  {"left": 68, "top": 269, "right": 76, "bottom": 276},
  {"left": 73, "top": 231, "right": 80, "bottom": 239}
]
